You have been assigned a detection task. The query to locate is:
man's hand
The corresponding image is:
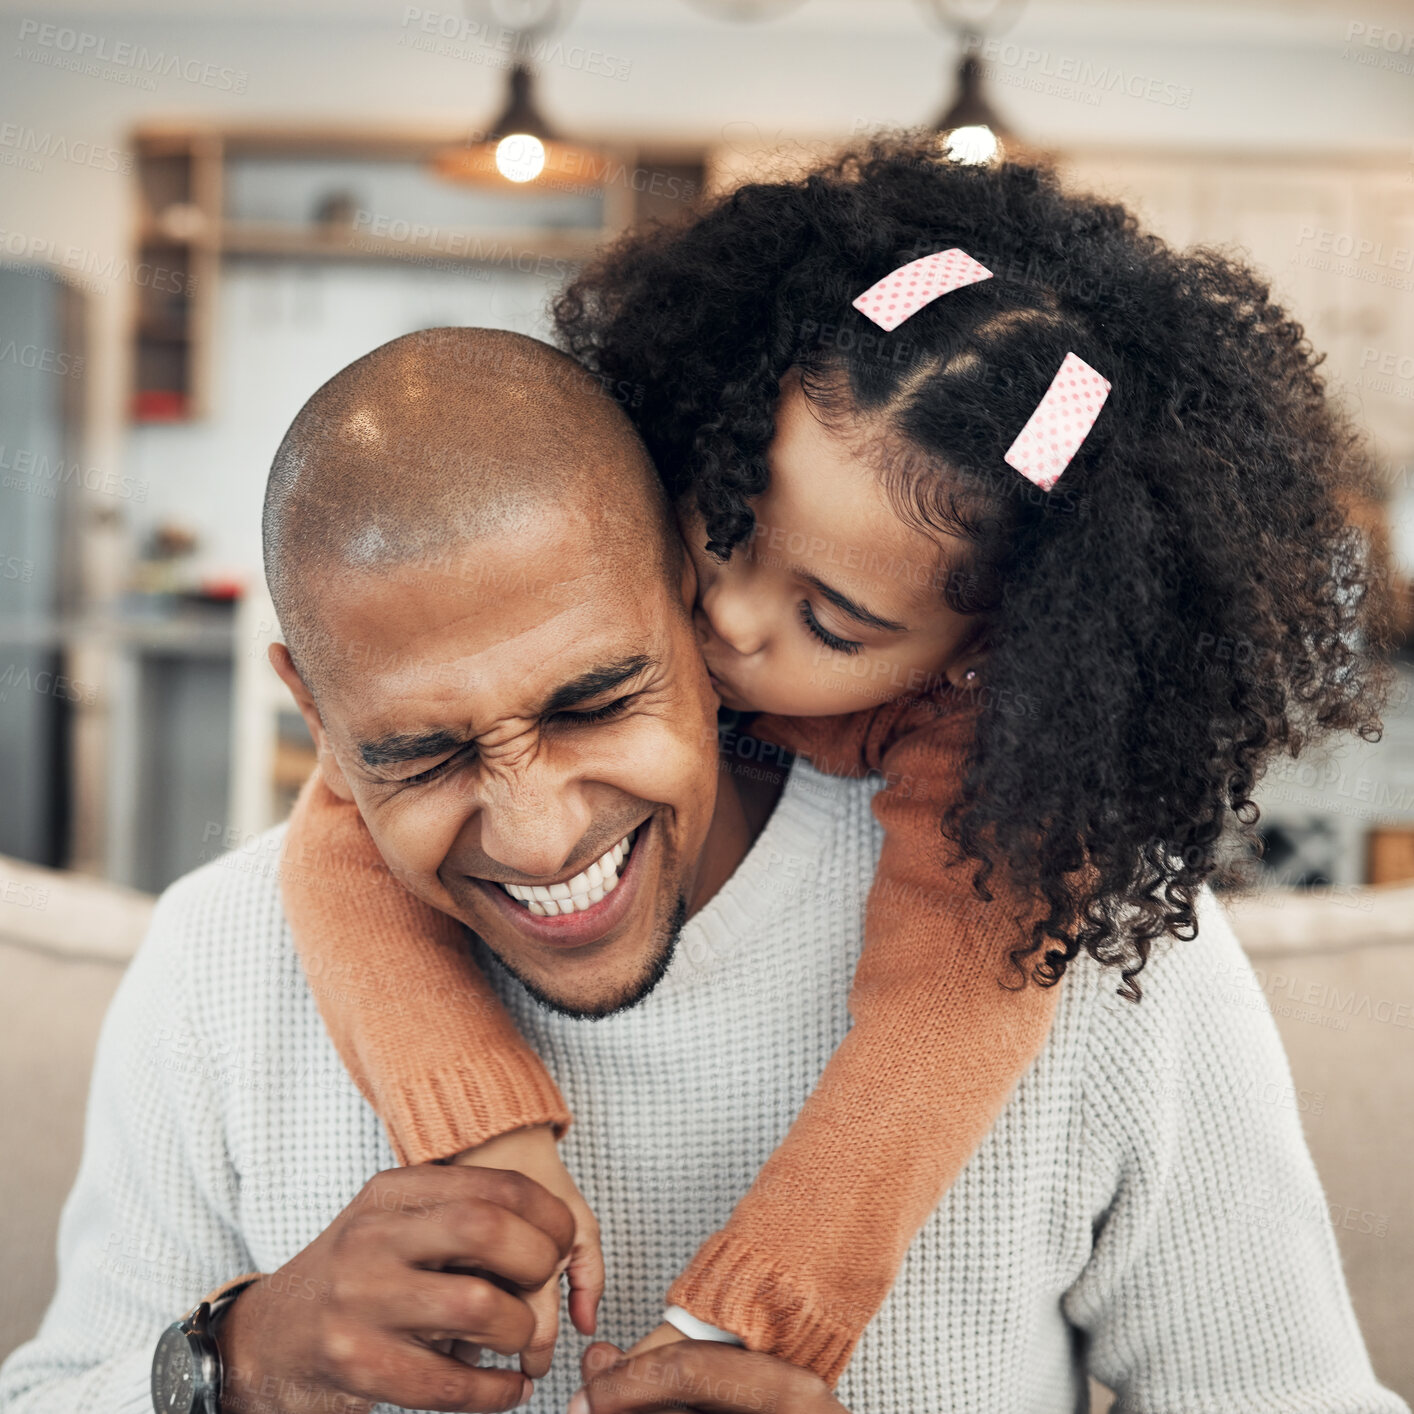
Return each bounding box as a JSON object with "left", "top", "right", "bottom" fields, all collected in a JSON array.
[
  {"left": 217, "top": 1164, "right": 575, "bottom": 1414},
  {"left": 451, "top": 1123, "right": 604, "bottom": 1377},
  {"left": 567, "top": 1340, "right": 850, "bottom": 1414}
]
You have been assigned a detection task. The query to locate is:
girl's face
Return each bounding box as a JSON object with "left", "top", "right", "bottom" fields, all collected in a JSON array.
[{"left": 684, "top": 375, "right": 986, "bottom": 718}]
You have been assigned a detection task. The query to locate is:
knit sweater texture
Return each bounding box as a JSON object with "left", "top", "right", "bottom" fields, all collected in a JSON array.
[
  {"left": 0, "top": 763, "right": 1403, "bottom": 1414},
  {"left": 278, "top": 691, "right": 1060, "bottom": 1381}
]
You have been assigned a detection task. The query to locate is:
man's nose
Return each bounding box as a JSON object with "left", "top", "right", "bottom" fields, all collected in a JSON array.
[
  {"left": 699, "top": 575, "right": 767, "bottom": 658},
  {"left": 476, "top": 770, "right": 594, "bottom": 882}
]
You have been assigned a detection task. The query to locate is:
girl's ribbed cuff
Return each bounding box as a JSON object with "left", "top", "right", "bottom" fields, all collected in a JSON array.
[
  {"left": 374, "top": 1051, "right": 571, "bottom": 1167},
  {"left": 665, "top": 1230, "right": 864, "bottom": 1389}
]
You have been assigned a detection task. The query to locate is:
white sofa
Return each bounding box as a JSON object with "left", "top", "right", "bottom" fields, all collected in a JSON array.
[{"left": 2, "top": 853, "right": 1410, "bottom": 1405}]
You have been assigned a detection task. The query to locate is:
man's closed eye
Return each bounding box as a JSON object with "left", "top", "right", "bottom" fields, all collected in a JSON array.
[
  {"left": 398, "top": 697, "right": 636, "bottom": 786},
  {"left": 551, "top": 695, "right": 636, "bottom": 728}
]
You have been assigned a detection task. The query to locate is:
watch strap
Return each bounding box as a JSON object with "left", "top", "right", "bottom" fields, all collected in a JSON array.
[{"left": 189, "top": 1272, "right": 263, "bottom": 1327}]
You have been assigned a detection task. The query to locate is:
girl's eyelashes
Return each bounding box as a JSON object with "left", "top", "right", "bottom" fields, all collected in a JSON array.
[{"left": 798, "top": 599, "right": 863, "bottom": 656}]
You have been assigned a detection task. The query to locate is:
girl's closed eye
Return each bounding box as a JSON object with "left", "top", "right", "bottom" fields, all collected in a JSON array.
[{"left": 798, "top": 599, "right": 863, "bottom": 656}]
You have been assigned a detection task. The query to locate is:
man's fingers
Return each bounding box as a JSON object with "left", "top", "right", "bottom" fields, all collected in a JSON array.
[
  {"left": 390, "top": 1348, "right": 532, "bottom": 1414},
  {"left": 442, "top": 1165, "right": 577, "bottom": 1257},
  {"left": 386, "top": 1271, "right": 537, "bottom": 1359},
  {"left": 391, "top": 1196, "right": 568, "bottom": 1290},
  {"left": 334, "top": 1333, "right": 532, "bottom": 1414},
  {"left": 363, "top": 1164, "right": 576, "bottom": 1265}
]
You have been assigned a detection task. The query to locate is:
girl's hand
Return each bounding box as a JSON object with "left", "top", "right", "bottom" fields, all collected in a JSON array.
[
  {"left": 569, "top": 1341, "right": 849, "bottom": 1414},
  {"left": 623, "top": 1320, "right": 690, "bottom": 1359},
  {"left": 451, "top": 1123, "right": 604, "bottom": 1377}
]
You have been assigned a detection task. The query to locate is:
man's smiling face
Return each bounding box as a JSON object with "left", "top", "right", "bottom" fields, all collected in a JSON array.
[{"left": 285, "top": 508, "right": 721, "bottom": 1018}]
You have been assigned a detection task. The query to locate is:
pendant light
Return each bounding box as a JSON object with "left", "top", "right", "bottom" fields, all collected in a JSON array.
[
  {"left": 934, "top": 40, "right": 1011, "bottom": 165},
  {"left": 430, "top": 61, "right": 603, "bottom": 190}
]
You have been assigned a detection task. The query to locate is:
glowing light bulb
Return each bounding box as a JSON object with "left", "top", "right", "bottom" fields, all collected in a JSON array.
[
  {"left": 495, "top": 133, "right": 546, "bottom": 183},
  {"left": 944, "top": 125, "right": 1000, "bottom": 166}
]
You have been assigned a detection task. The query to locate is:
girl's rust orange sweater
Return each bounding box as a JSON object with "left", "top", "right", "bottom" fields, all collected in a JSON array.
[{"left": 280, "top": 689, "right": 1059, "bottom": 1386}]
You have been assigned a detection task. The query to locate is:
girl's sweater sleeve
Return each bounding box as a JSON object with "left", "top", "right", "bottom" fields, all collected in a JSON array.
[
  {"left": 280, "top": 771, "right": 570, "bottom": 1166},
  {"left": 664, "top": 691, "right": 1062, "bottom": 1386}
]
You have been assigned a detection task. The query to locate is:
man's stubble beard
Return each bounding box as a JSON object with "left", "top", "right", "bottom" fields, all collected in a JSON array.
[{"left": 470, "top": 895, "right": 689, "bottom": 1021}]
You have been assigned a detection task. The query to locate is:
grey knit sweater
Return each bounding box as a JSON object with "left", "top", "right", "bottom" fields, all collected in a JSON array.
[{"left": 1, "top": 762, "right": 1404, "bottom": 1414}]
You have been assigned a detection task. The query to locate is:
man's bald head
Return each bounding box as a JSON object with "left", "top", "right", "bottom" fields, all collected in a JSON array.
[{"left": 263, "top": 327, "right": 677, "bottom": 690}]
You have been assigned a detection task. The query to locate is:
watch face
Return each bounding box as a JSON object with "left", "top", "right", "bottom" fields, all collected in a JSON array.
[{"left": 152, "top": 1324, "right": 197, "bottom": 1414}]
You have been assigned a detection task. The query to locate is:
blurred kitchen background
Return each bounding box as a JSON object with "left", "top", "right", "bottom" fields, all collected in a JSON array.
[
  {"left": 2, "top": 0, "right": 1413, "bottom": 1398},
  {"left": 1, "top": 0, "right": 1412, "bottom": 892}
]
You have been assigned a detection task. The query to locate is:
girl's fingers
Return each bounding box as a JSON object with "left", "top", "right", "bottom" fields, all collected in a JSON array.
[
  {"left": 566, "top": 1217, "right": 606, "bottom": 1336},
  {"left": 572, "top": 1341, "right": 843, "bottom": 1414},
  {"left": 517, "top": 1269, "right": 562, "bottom": 1379}
]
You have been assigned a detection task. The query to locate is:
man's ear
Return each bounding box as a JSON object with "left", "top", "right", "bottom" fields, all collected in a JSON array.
[{"left": 267, "top": 643, "right": 354, "bottom": 801}]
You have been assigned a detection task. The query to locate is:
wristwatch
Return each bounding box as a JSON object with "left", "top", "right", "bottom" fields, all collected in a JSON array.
[{"left": 151, "top": 1274, "right": 261, "bottom": 1414}]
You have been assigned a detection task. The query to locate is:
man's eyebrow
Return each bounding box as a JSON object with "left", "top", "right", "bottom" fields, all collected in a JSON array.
[
  {"left": 794, "top": 569, "right": 910, "bottom": 633},
  {"left": 359, "top": 728, "right": 466, "bottom": 769},
  {"left": 543, "top": 655, "right": 655, "bottom": 713}
]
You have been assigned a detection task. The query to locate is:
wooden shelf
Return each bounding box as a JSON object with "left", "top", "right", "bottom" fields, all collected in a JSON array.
[
  {"left": 128, "top": 122, "right": 707, "bottom": 425},
  {"left": 219, "top": 220, "right": 605, "bottom": 265}
]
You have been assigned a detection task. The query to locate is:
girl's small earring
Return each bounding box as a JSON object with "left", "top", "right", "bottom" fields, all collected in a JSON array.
[{"left": 963, "top": 668, "right": 979, "bottom": 684}]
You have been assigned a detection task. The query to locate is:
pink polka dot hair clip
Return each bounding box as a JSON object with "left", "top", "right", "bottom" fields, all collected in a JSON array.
[
  {"left": 1001, "top": 351, "right": 1111, "bottom": 491},
  {"left": 851, "top": 249, "right": 1111, "bottom": 490},
  {"left": 851, "top": 248, "right": 993, "bottom": 331}
]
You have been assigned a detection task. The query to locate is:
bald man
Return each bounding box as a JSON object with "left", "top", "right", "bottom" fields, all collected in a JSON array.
[
  {"left": 4, "top": 330, "right": 1402, "bottom": 1414},
  {"left": 260, "top": 328, "right": 753, "bottom": 1022}
]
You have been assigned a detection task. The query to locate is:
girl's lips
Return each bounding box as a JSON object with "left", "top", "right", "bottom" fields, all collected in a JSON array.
[
  {"left": 472, "top": 818, "right": 652, "bottom": 950},
  {"left": 705, "top": 665, "right": 747, "bottom": 709}
]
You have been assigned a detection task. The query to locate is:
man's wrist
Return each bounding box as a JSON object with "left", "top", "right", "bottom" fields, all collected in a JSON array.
[{"left": 212, "top": 1278, "right": 266, "bottom": 1414}]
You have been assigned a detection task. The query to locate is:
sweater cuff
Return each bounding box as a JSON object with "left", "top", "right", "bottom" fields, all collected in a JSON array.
[
  {"left": 375, "top": 1051, "right": 572, "bottom": 1167},
  {"left": 664, "top": 1231, "right": 863, "bottom": 1388}
]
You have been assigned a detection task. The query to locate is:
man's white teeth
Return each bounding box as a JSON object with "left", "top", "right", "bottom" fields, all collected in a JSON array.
[{"left": 503, "top": 831, "right": 636, "bottom": 916}]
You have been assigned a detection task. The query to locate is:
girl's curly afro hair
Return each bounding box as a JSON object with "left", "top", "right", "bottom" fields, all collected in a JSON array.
[{"left": 552, "top": 134, "right": 1397, "bottom": 998}]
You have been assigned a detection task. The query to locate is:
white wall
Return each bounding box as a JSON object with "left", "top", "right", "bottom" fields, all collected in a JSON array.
[{"left": 2, "top": 0, "right": 1411, "bottom": 584}]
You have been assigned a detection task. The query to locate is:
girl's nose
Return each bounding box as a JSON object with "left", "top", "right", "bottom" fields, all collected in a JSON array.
[{"left": 699, "top": 576, "right": 767, "bottom": 658}]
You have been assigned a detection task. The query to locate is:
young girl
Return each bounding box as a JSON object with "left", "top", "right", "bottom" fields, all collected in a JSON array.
[{"left": 279, "top": 137, "right": 1393, "bottom": 1385}]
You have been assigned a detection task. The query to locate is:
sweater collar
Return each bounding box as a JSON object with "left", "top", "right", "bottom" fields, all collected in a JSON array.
[{"left": 647, "top": 759, "right": 862, "bottom": 998}]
